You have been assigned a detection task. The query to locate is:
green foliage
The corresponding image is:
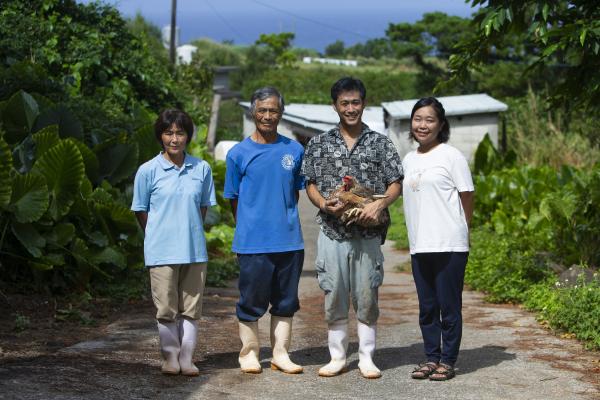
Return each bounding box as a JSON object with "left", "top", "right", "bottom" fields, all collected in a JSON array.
[
  {"left": 466, "top": 229, "right": 553, "bottom": 302},
  {"left": 525, "top": 275, "right": 600, "bottom": 349},
  {"left": 13, "top": 313, "right": 31, "bottom": 332},
  {"left": 345, "top": 38, "right": 397, "bottom": 59},
  {"left": 236, "top": 66, "right": 417, "bottom": 105},
  {"left": 0, "top": 90, "right": 143, "bottom": 292},
  {"left": 206, "top": 257, "right": 239, "bottom": 288},
  {"left": 448, "top": 0, "right": 600, "bottom": 110},
  {"left": 387, "top": 12, "right": 473, "bottom": 92},
  {"left": 387, "top": 198, "right": 409, "bottom": 250},
  {"left": 468, "top": 131, "right": 600, "bottom": 348},
  {"left": 504, "top": 91, "right": 600, "bottom": 167},
  {"left": 473, "top": 159, "right": 600, "bottom": 267},
  {"left": 0, "top": 0, "right": 179, "bottom": 112},
  {"left": 190, "top": 38, "right": 244, "bottom": 66},
  {"left": 325, "top": 40, "right": 346, "bottom": 58},
  {"left": 255, "top": 32, "right": 296, "bottom": 67},
  {"left": 473, "top": 133, "right": 515, "bottom": 175},
  {"left": 216, "top": 100, "right": 244, "bottom": 142},
  {"left": 0, "top": 1, "right": 228, "bottom": 299}
]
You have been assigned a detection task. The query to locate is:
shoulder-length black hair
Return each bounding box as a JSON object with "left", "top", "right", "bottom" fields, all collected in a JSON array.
[
  {"left": 409, "top": 97, "right": 450, "bottom": 143},
  {"left": 154, "top": 109, "right": 194, "bottom": 146}
]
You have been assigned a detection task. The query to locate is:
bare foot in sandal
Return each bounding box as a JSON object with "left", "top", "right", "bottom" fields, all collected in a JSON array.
[
  {"left": 429, "top": 363, "right": 456, "bottom": 381},
  {"left": 411, "top": 362, "right": 438, "bottom": 379}
]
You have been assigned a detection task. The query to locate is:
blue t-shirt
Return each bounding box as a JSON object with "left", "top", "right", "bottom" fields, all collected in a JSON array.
[
  {"left": 131, "top": 153, "right": 217, "bottom": 266},
  {"left": 224, "top": 135, "right": 305, "bottom": 254}
]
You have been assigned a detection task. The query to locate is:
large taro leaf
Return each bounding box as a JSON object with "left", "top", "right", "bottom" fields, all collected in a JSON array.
[
  {"left": 32, "top": 125, "right": 60, "bottom": 159},
  {"left": 96, "top": 142, "right": 139, "bottom": 185},
  {"left": 9, "top": 173, "right": 49, "bottom": 223},
  {"left": 94, "top": 200, "right": 138, "bottom": 233},
  {"left": 11, "top": 133, "right": 36, "bottom": 174},
  {"left": 46, "top": 223, "right": 75, "bottom": 247},
  {"left": 11, "top": 222, "right": 45, "bottom": 258},
  {"left": 69, "top": 178, "right": 93, "bottom": 221},
  {"left": 66, "top": 138, "right": 99, "bottom": 184},
  {"left": 131, "top": 124, "right": 160, "bottom": 165},
  {"left": 32, "top": 141, "right": 85, "bottom": 220},
  {"left": 1, "top": 90, "right": 39, "bottom": 144},
  {"left": 32, "top": 104, "right": 83, "bottom": 140},
  {"left": 89, "top": 246, "right": 126, "bottom": 269},
  {"left": 0, "top": 134, "right": 13, "bottom": 208}
]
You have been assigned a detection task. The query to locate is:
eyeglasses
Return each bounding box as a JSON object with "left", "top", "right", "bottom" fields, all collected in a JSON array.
[
  {"left": 163, "top": 130, "right": 187, "bottom": 138},
  {"left": 255, "top": 108, "right": 281, "bottom": 116}
]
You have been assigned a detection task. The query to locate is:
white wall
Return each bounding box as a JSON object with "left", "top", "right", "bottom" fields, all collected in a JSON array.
[
  {"left": 242, "top": 114, "right": 297, "bottom": 141},
  {"left": 387, "top": 113, "right": 500, "bottom": 162}
]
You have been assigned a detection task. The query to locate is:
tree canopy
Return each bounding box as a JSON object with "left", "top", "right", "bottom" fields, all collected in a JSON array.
[{"left": 446, "top": 0, "right": 600, "bottom": 110}]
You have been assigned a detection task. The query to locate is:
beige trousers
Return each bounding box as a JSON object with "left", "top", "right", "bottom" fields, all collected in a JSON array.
[{"left": 149, "top": 263, "right": 207, "bottom": 321}]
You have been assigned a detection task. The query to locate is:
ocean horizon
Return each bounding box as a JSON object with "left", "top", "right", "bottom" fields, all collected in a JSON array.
[{"left": 78, "top": 1, "right": 478, "bottom": 53}]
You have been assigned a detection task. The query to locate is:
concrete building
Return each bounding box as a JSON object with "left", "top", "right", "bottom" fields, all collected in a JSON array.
[
  {"left": 239, "top": 102, "right": 385, "bottom": 145},
  {"left": 382, "top": 93, "right": 508, "bottom": 162}
]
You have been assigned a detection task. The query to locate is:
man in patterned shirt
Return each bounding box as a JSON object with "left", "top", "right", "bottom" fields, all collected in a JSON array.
[{"left": 301, "top": 77, "right": 403, "bottom": 379}]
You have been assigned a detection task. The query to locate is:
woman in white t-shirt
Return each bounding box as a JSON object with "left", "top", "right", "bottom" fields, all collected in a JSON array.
[{"left": 402, "top": 97, "right": 474, "bottom": 381}]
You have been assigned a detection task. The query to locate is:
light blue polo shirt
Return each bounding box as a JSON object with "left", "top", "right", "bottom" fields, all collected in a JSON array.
[
  {"left": 131, "top": 153, "right": 217, "bottom": 266},
  {"left": 224, "top": 134, "right": 304, "bottom": 254}
]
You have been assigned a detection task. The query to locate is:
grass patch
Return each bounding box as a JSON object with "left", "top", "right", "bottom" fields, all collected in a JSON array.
[
  {"left": 394, "top": 260, "right": 412, "bottom": 273},
  {"left": 467, "top": 227, "right": 600, "bottom": 349},
  {"left": 387, "top": 198, "right": 409, "bottom": 251}
]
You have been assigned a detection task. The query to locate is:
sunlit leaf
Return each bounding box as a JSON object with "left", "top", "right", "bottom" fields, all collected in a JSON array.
[
  {"left": 32, "top": 141, "right": 85, "bottom": 220},
  {"left": 9, "top": 173, "right": 49, "bottom": 223}
]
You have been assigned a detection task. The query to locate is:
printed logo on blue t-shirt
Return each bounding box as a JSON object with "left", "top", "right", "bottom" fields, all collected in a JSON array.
[{"left": 281, "top": 154, "right": 295, "bottom": 170}]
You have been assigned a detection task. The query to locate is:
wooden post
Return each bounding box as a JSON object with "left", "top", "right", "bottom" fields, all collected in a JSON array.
[
  {"left": 206, "top": 93, "right": 222, "bottom": 154},
  {"left": 501, "top": 114, "right": 507, "bottom": 153}
]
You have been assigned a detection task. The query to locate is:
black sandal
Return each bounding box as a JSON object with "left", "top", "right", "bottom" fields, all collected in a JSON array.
[
  {"left": 429, "top": 363, "right": 456, "bottom": 381},
  {"left": 411, "top": 362, "right": 438, "bottom": 379}
]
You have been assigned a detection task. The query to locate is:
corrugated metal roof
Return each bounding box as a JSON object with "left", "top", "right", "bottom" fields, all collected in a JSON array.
[
  {"left": 240, "top": 102, "right": 384, "bottom": 134},
  {"left": 381, "top": 93, "right": 508, "bottom": 119}
]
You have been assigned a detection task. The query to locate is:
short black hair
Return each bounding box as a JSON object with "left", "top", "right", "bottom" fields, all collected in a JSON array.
[
  {"left": 330, "top": 76, "right": 366, "bottom": 103},
  {"left": 154, "top": 109, "right": 194, "bottom": 147},
  {"left": 409, "top": 97, "right": 450, "bottom": 143}
]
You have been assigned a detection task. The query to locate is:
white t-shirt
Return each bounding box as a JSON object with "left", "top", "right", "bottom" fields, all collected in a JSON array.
[{"left": 402, "top": 143, "right": 474, "bottom": 255}]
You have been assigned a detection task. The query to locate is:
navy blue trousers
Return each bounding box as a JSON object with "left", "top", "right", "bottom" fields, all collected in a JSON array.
[
  {"left": 236, "top": 250, "right": 304, "bottom": 322},
  {"left": 411, "top": 252, "right": 468, "bottom": 366}
]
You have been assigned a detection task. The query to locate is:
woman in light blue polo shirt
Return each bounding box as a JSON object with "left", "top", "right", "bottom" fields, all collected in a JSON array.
[{"left": 131, "top": 109, "right": 216, "bottom": 376}]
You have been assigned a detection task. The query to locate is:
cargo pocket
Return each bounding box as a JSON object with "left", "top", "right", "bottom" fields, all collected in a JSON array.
[
  {"left": 315, "top": 260, "right": 332, "bottom": 293},
  {"left": 369, "top": 258, "right": 384, "bottom": 288}
]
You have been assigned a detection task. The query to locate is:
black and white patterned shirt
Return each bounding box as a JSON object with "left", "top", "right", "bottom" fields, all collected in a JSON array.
[{"left": 301, "top": 123, "right": 404, "bottom": 241}]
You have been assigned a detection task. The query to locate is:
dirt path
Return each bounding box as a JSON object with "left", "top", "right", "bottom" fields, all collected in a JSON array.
[{"left": 1, "top": 193, "right": 598, "bottom": 399}]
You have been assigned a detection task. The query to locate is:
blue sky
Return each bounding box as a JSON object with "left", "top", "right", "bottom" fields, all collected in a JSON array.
[{"left": 80, "top": 0, "right": 478, "bottom": 51}]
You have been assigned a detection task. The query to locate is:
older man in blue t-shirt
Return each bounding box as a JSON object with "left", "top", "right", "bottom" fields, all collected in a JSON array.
[{"left": 224, "top": 87, "right": 305, "bottom": 375}]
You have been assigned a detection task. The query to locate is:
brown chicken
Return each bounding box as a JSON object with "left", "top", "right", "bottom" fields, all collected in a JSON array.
[{"left": 326, "top": 175, "right": 389, "bottom": 227}]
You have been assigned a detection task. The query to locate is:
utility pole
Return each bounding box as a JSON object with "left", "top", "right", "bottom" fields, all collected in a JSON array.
[{"left": 169, "top": 0, "right": 177, "bottom": 65}]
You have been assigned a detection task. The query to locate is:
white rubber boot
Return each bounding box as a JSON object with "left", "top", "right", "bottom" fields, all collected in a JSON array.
[
  {"left": 270, "top": 316, "right": 303, "bottom": 374},
  {"left": 318, "top": 319, "right": 348, "bottom": 377},
  {"left": 238, "top": 321, "right": 262, "bottom": 373},
  {"left": 178, "top": 318, "right": 200, "bottom": 376},
  {"left": 357, "top": 321, "right": 381, "bottom": 379},
  {"left": 157, "top": 321, "right": 181, "bottom": 375}
]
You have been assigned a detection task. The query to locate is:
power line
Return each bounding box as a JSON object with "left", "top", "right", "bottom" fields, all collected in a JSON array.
[
  {"left": 249, "top": 0, "right": 371, "bottom": 40},
  {"left": 204, "top": 0, "right": 245, "bottom": 42}
]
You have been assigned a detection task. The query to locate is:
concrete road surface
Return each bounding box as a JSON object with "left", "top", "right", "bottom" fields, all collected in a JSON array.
[{"left": 1, "top": 192, "right": 598, "bottom": 400}]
